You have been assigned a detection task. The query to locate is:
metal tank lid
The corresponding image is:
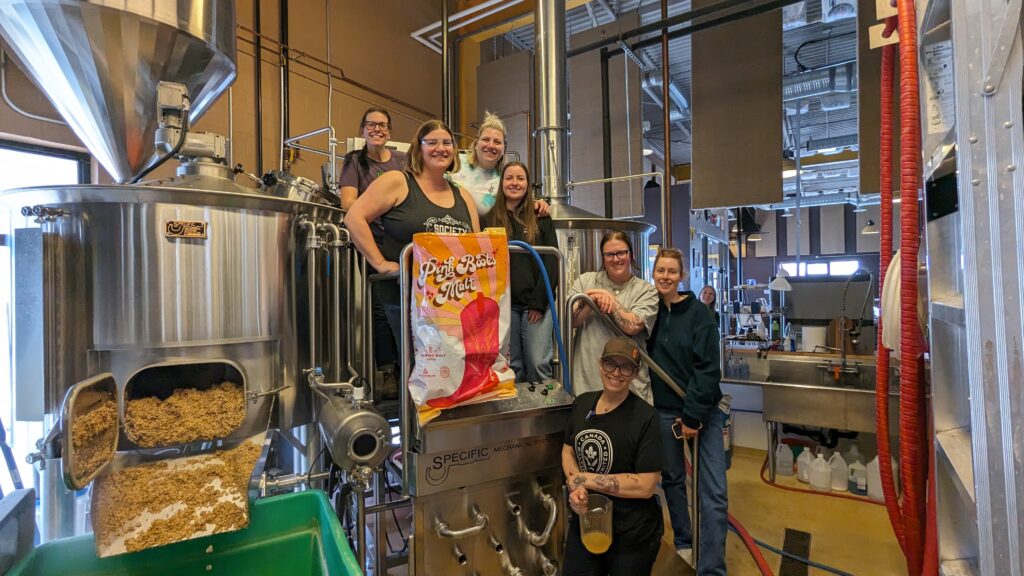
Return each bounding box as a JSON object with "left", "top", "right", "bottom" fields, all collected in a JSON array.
[{"left": 0, "top": 184, "right": 343, "bottom": 219}]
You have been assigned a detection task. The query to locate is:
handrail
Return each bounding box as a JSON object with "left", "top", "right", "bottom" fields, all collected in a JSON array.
[
  {"left": 565, "top": 171, "right": 663, "bottom": 190},
  {"left": 565, "top": 293, "right": 687, "bottom": 402},
  {"left": 564, "top": 292, "right": 700, "bottom": 565}
]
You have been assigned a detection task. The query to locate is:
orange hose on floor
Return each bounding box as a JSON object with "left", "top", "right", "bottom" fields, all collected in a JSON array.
[{"left": 728, "top": 512, "right": 775, "bottom": 576}]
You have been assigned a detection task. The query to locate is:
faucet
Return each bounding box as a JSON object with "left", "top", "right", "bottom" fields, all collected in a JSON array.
[{"left": 835, "top": 268, "right": 874, "bottom": 380}]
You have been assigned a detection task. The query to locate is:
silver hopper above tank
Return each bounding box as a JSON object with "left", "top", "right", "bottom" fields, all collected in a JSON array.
[{"left": 0, "top": 0, "right": 237, "bottom": 183}]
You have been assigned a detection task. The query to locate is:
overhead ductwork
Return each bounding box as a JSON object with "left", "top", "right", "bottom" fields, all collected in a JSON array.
[
  {"left": 783, "top": 61, "right": 856, "bottom": 102},
  {"left": 756, "top": 192, "right": 879, "bottom": 211}
]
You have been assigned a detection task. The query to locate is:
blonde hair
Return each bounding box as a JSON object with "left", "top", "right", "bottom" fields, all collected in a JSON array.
[
  {"left": 467, "top": 111, "right": 507, "bottom": 169},
  {"left": 486, "top": 162, "right": 538, "bottom": 243},
  {"left": 405, "top": 120, "right": 460, "bottom": 176}
]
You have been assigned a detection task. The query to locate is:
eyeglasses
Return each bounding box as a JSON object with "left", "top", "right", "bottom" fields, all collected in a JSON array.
[
  {"left": 600, "top": 359, "right": 638, "bottom": 377},
  {"left": 363, "top": 121, "right": 390, "bottom": 131},
  {"left": 420, "top": 138, "right": 454, "bottom": 148},
  {"left": 602, "top": 249, "right": 630, "bottom": 260}
]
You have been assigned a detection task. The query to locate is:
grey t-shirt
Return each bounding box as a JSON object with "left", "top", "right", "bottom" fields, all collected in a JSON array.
[{"left": 568, "top": 271, "right": 659, "bottom": 404}]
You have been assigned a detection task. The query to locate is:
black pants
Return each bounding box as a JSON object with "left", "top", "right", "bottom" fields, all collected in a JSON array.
[
  {"left": 563, "top": 515, "right": 663, "bottom": 576},
  {"left": 371, "top": 281, "right": 400, "bottom": 369}
]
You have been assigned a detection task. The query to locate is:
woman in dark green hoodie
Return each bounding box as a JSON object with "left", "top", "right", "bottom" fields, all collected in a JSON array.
[{"left": 648, "top": 248, "right": 727, "bottom": 575}]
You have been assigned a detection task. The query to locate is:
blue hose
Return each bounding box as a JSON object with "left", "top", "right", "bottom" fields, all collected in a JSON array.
[
  {"left": 507, "top": 240, "right": 570, "bottom": 391},
  {"left": 726, "top": 524, "right": 856, "bottom": 576}
]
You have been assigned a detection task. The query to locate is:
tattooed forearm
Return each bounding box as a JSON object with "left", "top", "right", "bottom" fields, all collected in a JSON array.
[
  {"left": 624, "top": 473, "right": 640, "bottom": 485},
  {"left": 593, "top": 474, "right": 620, "bottom": 495},
  {"left": 570, "top": 475, "right": 587, "bottom": 490},
  {"left": 611, "top": 306, "right": 645, "bottom": 333}
]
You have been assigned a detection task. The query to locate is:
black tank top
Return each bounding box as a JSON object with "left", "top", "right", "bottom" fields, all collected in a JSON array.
[{"left": 380, "top": 171, "right": 473, "bottom": 263}]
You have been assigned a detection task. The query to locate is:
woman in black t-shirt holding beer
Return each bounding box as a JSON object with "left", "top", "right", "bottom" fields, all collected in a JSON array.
[{"left": 562, "top": 337, "right": 664, "bottom": 575}]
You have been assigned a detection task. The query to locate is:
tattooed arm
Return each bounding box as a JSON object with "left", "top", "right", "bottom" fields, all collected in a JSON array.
[
  {"left": 574, "top": 471, "right": 660, "bottom": 499},
  {"left": 610, "top": 303, "right": 647, "bottom": 335}
]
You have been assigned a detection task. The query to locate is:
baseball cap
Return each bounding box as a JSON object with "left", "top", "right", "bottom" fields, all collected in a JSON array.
[{"left": 601, "top": 336, "right": 641, "bottom": 368}]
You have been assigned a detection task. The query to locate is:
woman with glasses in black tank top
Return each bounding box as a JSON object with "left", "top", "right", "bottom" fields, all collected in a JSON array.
[{"left": 345, "top": 119, "right": 481, "bottom": 352}]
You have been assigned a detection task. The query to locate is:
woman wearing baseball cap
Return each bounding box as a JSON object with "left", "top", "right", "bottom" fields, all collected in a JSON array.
[{"left": 561, "top": 336, "right": 664, "bottom": 574}]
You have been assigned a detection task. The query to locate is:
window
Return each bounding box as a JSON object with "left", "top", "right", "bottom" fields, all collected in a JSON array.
[
  {"left": 0, "top": 141, "right": 89, "bottom": 498},
  {"left": 829, "top": 260, "right": 861, "bottom": 276},
  {"left": 807, "top": 262, "right": 829, "bottom": 276},
  {"left": 779, "top": 259, "right": 861, "bottom": 277}
]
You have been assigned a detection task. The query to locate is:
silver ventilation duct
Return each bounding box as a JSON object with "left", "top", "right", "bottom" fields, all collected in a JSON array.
[
  {"left": 0, "top": 0, "right": 237, "bottom": 183},
  {"left": 534, "top": 0, "right": 568, "bottom": 204}
]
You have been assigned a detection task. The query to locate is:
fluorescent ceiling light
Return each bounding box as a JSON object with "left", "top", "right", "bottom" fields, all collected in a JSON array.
[
  {"left": 782, "top": 169, "right": 804, "bottom": 179},
  {"left": 892, "top": 196, "right": 902, "bottom": 203},
  {"left": 747, "top": 232, "right": 763, "bottom": 242},
  {"left": 781, "top": 208, "right": 793, "bottom": 218},
  {"left": 643, "top": 148, "right": 654, "bottom": 156},
  {"left": 853, "top": 205, "right": 867, "bottom": 213},
  {"left": 861, "top": 219, "right": 879, "bottom": 235}
]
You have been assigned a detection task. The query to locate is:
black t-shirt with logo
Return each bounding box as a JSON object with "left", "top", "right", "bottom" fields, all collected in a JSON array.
[{"left": 563, "top": 390, "right": 664, "bottom": 547}]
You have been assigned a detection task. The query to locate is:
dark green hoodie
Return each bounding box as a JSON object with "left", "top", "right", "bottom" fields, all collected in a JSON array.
[{"left": 648, "top": 291, "right": 723, "bottom": 428}]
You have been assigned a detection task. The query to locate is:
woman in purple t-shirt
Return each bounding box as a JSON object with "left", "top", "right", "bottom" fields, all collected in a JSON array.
[{"left": 339, "top": 107, "right": 407, "bottom": 210}]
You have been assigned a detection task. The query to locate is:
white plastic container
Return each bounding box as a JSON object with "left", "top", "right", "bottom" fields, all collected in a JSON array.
[
  {"left": 810, "top": 453, "right": 832, "bottom": 492},
  {"left": 867, "top": 456, "right": 884, "bottom": 501},
  {"left": 828, "top": 452, "right": 849, "bottom": 492},
  {"left": 796, "top": 447, "right": 814, "bottom": 483},
  {"left": 775, "top": 443, "right": 794, "bottom": 476},
  {"left": 848, "top": 459, "right": 868, "bottom": 495},
  {"left": 845, "top": 443, "right": 861, "bottom": 466}
]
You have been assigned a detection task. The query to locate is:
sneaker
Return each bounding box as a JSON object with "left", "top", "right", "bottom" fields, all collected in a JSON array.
[{"left": 676, "top": 548, "right": 693, "bottom": 567}]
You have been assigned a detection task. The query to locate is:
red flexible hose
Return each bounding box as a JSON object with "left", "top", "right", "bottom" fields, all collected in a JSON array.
[
  {"left": 896, "top": 0, "right": 926, "bottom": 572},
  {"left": 876, "top": 30, "right": 907, "bottom": 554},
  {"left": 758, "top": 456, "right": 886, "bottom": 506},
  {"left": 728, "top": 512, "right": 775, "bottom": 576}
]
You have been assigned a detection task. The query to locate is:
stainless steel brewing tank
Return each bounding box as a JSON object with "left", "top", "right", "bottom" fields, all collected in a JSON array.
[
  {"left": 0, "top": 184, "right": 342, "bottom": 435},
  {"left": 549, "top": 203, "right": 656, "bottom": 282}
]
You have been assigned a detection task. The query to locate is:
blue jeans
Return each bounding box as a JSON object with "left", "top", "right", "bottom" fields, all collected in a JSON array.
[
  {"left": 658, "top": 406, "right": 729, "bottom": 576},
  {"left": 509, "top": 305, "right": 554, "bottom": 382}
]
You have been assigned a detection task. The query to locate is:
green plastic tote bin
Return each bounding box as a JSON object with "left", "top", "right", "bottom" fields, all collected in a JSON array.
[{"left": 9, "top": 490, "right": 361, "bottom": 575}]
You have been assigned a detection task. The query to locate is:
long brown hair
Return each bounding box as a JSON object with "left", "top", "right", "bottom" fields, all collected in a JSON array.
[
  {"left": 405, "top": 120, "right": 460, "bottom": 176},
  {"left": 486, "top": 162, "right": 538, "bottom": 243}
]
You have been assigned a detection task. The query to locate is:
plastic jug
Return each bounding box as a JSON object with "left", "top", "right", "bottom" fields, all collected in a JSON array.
[
  {"left": 796, "top": 447, "right": 814, "bottom": 483},
  {"left": 810, "top": 452, "right": 832, "bottom": 492},
  {"left": 848, "top": 459, "right": 868, "bottom": 495},
  {"left": 775, "top": 443, "right": 794, "bottom": 476},
  {"left": 845, "top": 443, "right": 861, "bottom": 466},
  {"left": 866, "top": 456, "right": 884, "bottom": 501},
  {"left": 828, "top": 453, "right": 848, "bottom": 492}
]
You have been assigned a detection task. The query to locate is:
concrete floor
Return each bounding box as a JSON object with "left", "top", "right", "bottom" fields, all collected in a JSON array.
[
  {"left": 384, "top": 446, "right": 907, "bottom": 575},
  {"left": 650, "top": 446, "right": 907, "bottom": 576}
]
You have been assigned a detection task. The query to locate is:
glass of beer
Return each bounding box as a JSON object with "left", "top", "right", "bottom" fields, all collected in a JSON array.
[{"left": 580, "top": 494, "right": 613, "bottom": 554}]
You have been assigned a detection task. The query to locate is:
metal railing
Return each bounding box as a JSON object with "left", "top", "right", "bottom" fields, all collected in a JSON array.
[{"left": 565, "top": 292, "right": 701, "bottom": 567}]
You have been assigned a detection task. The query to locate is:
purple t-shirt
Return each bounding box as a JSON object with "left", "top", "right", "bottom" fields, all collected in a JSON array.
[
  {"left": 339, "top": 149, "right": 406, "bottom": 243},
  {"left": 339, "top": 149, "right": 406, "bottom": 194}
]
